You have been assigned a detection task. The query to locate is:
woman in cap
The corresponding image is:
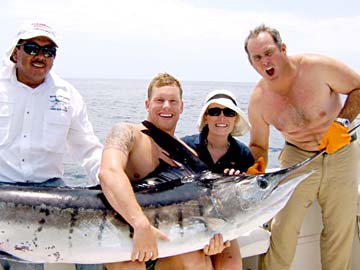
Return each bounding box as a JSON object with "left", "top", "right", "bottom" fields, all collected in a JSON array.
[
  {"left": 155, "top": 90, "right": 256, "bottom": 270},
  {"left": 183, "top": 89, "right": 254, "bottom": 174},
  {"left": 183, "top": 89, "right": 255, "bottom": 269}
]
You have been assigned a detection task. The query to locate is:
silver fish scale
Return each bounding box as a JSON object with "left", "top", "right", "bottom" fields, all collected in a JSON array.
[{"left": 145, "top": 199, "right": 210, "bottom": 235}]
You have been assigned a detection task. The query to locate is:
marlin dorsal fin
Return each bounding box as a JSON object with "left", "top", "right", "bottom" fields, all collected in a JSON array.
[{"left": 141, "top": 120, "right": 208, "bottom": 173}]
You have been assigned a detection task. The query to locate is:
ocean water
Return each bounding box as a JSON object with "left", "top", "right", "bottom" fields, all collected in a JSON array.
[{"left": 63, "top": 79, "right": 284, "bottom": 183}]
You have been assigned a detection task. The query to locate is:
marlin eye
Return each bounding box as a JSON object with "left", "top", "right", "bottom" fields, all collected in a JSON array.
[{"left": 257, "top": 177, "right": 269, "bottom": 189}]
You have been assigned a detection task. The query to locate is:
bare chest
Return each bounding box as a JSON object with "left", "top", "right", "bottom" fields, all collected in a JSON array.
[
  {"left": 269, "top": 96, "right": 315, "bottom": 131},
  {"left": 125, "top": 138, "right": 174, "bottom": 181},
  {"left": 262, "top": 82, "right": 341, "bottom": 133}
]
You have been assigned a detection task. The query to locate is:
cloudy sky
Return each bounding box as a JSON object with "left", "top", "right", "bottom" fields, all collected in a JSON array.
[{"left": 1, "top": 0, "right": 359, "bottom": 82}]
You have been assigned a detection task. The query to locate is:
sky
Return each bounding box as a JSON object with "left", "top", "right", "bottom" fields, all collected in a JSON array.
[{"left": 1, "top": 0, "right": 360, "bottom": 82}]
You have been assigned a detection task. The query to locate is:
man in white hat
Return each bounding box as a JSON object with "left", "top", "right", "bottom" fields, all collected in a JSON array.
[{"left": 0, "top": 22, "right": 103, "bottom": 270}]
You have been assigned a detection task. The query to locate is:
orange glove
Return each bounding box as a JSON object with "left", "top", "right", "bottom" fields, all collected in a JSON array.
[
  {"left": 318, "top": 122, "right": 351, "bottom": 154},
  {"left": 246, "top": 157, "right": 266, "bottom": 174}
]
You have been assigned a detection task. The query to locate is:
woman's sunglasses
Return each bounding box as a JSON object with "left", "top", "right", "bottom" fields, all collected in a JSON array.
[
  {"left": 16, "top": 41, "right": 57, "bottom": 58},
  {"left": 207, "top": 107, "right": 236, "bottom": 117}
]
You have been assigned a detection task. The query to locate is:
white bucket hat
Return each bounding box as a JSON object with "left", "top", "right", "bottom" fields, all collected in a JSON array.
[
  {"left": 197, "top": 89, "right": 250, "bottom": 136},
  {"left": 4, "top": 21, "right": 60, "bottom": 65}
]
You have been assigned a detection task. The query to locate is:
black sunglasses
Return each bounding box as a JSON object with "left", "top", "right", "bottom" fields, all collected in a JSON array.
[
  {"left": 207, "top": 107, "right": 236, "bottom": 117},
  {"left": 17, "top": 41, "right": 57, "bottom": 58}
]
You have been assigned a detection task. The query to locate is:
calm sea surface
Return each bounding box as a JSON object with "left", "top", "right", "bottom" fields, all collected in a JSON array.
[{"left": 63, "top": 79, "right": 284, "bottom": 183}]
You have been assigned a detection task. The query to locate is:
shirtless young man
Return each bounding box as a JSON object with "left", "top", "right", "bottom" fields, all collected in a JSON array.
[
  {"left": 99, "top": 73, "right": 226, "bottom": 270},
  {"left": 244, "top": 24, "right": 360, "bottom": 270}
]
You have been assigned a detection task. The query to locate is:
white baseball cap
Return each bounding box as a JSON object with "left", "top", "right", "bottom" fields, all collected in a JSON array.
[
  {"left": 6, "top": 21, "right": 60, "bottom": 63},
  {"left": 197, "top": 89, "right": 250, "bottom": 136}
]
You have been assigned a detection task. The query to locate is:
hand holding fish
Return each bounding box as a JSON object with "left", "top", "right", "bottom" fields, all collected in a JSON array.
[
  {"left": 223, "top": 168, "right": 242, "bottom": 175},
  {"left": 246, "top": 157, "right": 266, "bottom": 174},
  {"left": 132, "top": 222, "right": 169, "bottom": 261},
  {"left": 319, "top": 122, "right": 351, "bottom": 154},
  {"left": 203, "top": 234, "right": 231, "bottom": 256}
]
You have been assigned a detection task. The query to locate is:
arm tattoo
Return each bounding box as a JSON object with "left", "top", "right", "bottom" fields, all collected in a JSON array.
[{"left": 104, "top": 123, "right": 136, "bottom": 156}]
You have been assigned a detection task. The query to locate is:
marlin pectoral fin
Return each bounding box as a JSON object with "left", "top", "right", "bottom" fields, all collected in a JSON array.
[
  {"left": 133, "top": 159, "right": 191, "bottom": 193},
  {"left": 0, "top": 251, "right": 32, "bottom": 263},
  {"left": 141, "top": 120, "right": 209, "bottom": 173},
  {"left": 133, "top": 174, "right": 183, "bottom": 193}
]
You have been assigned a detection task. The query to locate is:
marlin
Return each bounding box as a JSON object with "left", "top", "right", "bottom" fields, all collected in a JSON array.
[{"left": 0, "top": 121, "right": 321, "bottom": 264}]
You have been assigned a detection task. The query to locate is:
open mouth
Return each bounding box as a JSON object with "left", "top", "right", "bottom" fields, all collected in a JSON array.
[
  {"left": 215, "top": 123, "right": 228, "bottom": 128},
  {"left": 265, "top": 67, "right": 275, "bottom": 77}
]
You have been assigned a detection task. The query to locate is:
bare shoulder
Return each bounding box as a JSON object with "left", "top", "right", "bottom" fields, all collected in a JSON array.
[
  {"left": 104, "top": 122, "right": 143, "bottom": 153},
  {"left": 295, "top": 53, "right": 350, "bottom": 70},
  {"left": 248, "top": 82, "right": 269, "bottom": 122},
  {"left": 293, "top": 53, "right": 330, "bottom": 62},
  {"left": 295, "top": 53, "right": 360, "bottom": 92},
  {"left": 250, "top": 81, "right": 267, "bottom": 104}
]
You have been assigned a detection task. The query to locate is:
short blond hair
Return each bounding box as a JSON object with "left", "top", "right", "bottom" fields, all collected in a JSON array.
[{"left": 147, "top": 73, "right": 183, "bottom": 99}]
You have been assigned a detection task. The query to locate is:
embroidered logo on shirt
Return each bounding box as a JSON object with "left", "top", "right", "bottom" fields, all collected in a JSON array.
[{"left": 49, "top": 95, "right": 69, "bottom": 112}]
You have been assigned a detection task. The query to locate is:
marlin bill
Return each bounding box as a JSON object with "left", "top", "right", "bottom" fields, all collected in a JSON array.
[{"left": 0, "top": 121, "right": 319, "bottom": 264}]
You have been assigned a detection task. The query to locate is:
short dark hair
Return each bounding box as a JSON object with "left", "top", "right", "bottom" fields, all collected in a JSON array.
[
  {"left": 147, "top": 73, "right": 183, "bottom": 99},
  {"left": 244, "top": 24, "right": 283, "bottom": 55}
]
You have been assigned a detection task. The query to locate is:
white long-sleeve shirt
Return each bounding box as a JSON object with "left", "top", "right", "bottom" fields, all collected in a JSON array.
[{"left": 0, "top": 66, "right": 103, "bottom": 185}]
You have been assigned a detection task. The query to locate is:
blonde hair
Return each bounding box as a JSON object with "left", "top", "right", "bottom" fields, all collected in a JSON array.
[{"left": 147, "top": 73, "right": 183, "bottom": 98}]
